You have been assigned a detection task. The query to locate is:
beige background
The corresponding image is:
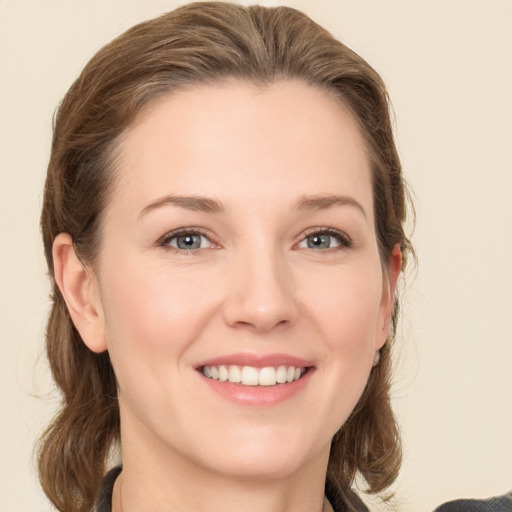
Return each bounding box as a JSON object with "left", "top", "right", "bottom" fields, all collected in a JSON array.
[{"left": 1, "top": 1, "right": 511, "bottom": 510}]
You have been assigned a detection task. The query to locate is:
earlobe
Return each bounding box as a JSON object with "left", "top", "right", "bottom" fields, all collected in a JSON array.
[
  {"left": 52, "top": 233, "right": 107, "bottom": 353},
  {"left": 377, "top": 244, "right": 402, "bottom": 349}
]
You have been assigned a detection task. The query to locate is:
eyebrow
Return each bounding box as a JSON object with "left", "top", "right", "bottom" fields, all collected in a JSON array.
[
  {"left": 139, "top": 193, "right": 366, "bottom": 219},
  {"left": 139, "top": 195, "right": 225, "bottom": 218},
  {"left": 295, "top": 194, "right": 367, "bottom": 219}
]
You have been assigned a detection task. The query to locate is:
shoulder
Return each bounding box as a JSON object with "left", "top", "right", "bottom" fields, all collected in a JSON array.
[{"left": 433, "top": 490, "right": 512, "bottom": 512}]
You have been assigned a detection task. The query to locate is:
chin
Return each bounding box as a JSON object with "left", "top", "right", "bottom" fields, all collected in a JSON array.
[
  {"left": 202, "top": 453, "right": 308, "bottom": 482},
  {"left": 192, "top": 426, "right": 328, "bottom": 482}
]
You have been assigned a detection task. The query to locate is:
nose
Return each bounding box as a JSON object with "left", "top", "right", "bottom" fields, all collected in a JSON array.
[{"left": 222, "top": 246, "right": 300, "bottom": 333}]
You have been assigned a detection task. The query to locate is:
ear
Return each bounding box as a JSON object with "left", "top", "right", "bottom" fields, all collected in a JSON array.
[
  {"left": 376, "top": 243, "right": 402, "bottom": 350},
  {"left": 52, "top": 233, "right": 107, "bottom": 353}
]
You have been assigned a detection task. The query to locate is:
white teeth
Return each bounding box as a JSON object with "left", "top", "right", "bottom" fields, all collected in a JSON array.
[
  {"left": 276, "top": 365, "right": 287, "bottom": 384},
  {"left": 202, "top": 364, "right": 306, "bottom": 386},
  {"left": 258, "top": 367, "right": 276, "bottom": 386},
  {"left": 228, "top": 365, "right": 242, "bottom": 383},
  {"left": 241, "top": 366, "right": 259, "bottom": 386},
  {"left": 218, "top": 365, "right": 228, "bottom": 382}
]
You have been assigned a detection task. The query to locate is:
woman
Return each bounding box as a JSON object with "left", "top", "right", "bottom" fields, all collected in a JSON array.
[{"left": 38, "top": 3, "right": 411, "bottom": 511}]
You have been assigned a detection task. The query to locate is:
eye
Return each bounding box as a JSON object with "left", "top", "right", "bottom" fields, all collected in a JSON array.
[
  {"left": 171, "top": 233, "right": 208, "bottom": 250},
  {"left": 158, "top": 229, "right": 215, "bottom": 252},
  {"left": 297, "top": 229, "right": 351, "bottom": 250}
]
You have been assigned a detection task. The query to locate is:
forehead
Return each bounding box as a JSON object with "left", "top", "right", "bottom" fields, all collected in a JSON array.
[{"left": 109, "top": 80, "right": 373, "bottom": 220}]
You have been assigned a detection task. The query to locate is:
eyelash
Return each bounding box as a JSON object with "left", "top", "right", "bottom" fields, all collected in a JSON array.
[{"left": 156, "top": 227, "right": 352, "bottom": 253}]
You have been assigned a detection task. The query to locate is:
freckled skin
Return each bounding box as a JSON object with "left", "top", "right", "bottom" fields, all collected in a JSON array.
[{"left": 80, "top": 81, "right": 399, "bottom": 508}]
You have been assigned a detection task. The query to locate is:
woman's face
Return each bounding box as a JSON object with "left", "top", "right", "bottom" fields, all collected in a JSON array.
[{"left": 88, "top": 81, "right": 399, "bottom": 480}]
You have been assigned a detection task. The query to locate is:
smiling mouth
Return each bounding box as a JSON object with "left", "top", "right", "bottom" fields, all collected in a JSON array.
[{"left": 201, "top": 365, "right": 307, "bottom": 387}]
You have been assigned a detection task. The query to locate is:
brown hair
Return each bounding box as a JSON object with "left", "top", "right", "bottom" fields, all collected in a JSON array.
[{"left": 38, "top": 3, "right": 411, "bottom": 511}]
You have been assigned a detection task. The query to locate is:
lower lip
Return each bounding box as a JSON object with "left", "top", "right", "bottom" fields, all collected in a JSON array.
[{"left": 200, "top": 369, "right": 314, "bottom": 406}]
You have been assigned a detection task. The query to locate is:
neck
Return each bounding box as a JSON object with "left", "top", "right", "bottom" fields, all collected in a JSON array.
[
  {"left": 115, "top": 468, "right": 328, "bottom": 512},
  {"left": 113, "top": 418, "right": 330, "bottom": 512}
]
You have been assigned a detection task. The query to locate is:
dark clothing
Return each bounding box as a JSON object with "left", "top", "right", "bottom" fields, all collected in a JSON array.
[
  {"left": 433, "top": 491, "right": 512, "bottom": 512},
  {"left": 95, "top": 466, "right": 122, "bottom": 512}
]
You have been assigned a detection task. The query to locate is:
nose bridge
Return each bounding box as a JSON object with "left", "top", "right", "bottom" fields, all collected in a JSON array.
[{"left": 223, "top": 237, "right": 298, "bottom": 331}]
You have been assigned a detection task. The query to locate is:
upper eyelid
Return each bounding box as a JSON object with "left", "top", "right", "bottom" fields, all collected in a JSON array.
[{"left": 297, "top": 227, "right": 352, "bottom": 243}]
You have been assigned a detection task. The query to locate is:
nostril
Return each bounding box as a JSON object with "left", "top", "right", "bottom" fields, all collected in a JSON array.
[{"left": 230, "top": 316, "right": 291, "bottom": 333}]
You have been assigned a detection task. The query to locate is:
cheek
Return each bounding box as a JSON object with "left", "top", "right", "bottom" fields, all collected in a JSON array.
[
  {"left": 301, "top": 259, "right": 384, "bottom": 402},
  {"left": 97, "top": 260, "right": 224, "bottom": 441},
  {"left": 98, "top": 258, "right": 219, "bottom": 381},
  {"left": 304, "top": 261, "right": 384, "bottom": 347}
]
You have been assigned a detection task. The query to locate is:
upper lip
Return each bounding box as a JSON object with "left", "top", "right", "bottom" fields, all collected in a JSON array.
[{"left": 195, "top": 352, "right": 314, "bottom": 369}]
